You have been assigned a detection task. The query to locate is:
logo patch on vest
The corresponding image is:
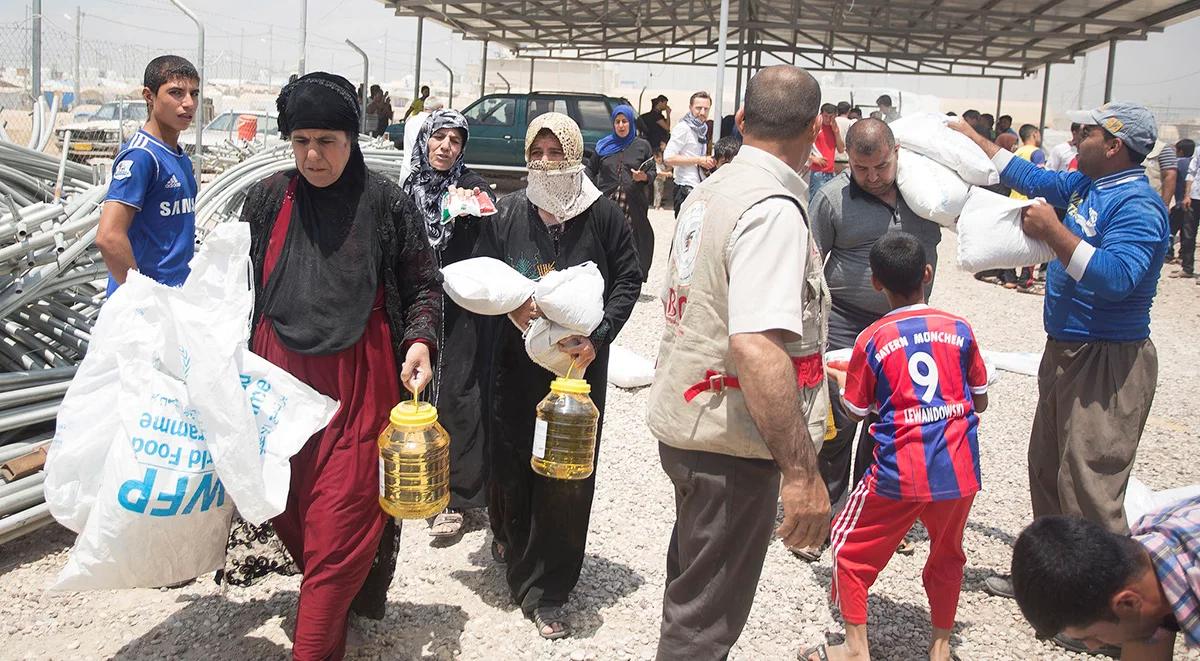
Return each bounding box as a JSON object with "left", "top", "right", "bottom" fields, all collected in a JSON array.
[{"left": 672, "top": 201, "right": 705, "bottom": 286}]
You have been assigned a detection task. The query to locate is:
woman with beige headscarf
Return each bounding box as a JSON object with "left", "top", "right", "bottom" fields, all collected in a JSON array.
[{"left": 476, "top": 112, "right": 642, "bottom": 639}]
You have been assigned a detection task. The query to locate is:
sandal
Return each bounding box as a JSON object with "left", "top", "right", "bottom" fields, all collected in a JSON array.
[
  {"left": 800, "top": 644, "right": 829, "bottom": 661},
  {"left": 896, "top": 539, "right": 916, "bottom": 555},
  {"left": 789, "top": 544, "right": 826, "bottom": 562},
  {"left": 533, "top": 605, "right": 571, "bottom": 640},
  {"left": 428, "top": 509, "right": 464, "bottom": 538},
  {"left": 491, "top": 539, "right": 507, "bottom": 564}
]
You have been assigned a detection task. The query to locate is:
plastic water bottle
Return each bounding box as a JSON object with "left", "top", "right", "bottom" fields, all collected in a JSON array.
[
  {"left": 531, "top": 375, "right": 599, "bottom": 480},
  {"left": 378, "top": 397, "right": 450, "bottom": 519}
]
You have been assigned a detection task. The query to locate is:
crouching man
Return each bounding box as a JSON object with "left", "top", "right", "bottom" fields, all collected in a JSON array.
[{"left": 1011, "top": 496, "right": 1200, "bottom": 659}]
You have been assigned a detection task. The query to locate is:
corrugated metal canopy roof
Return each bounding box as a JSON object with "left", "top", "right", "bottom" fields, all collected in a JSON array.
[{"left": 378, "top": 0, "right": 1200, "bottom": 78}]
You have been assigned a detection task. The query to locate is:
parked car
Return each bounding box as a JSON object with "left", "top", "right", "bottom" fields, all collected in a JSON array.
[
  {"left": 55, "top": 101, "right": 147, "bottom": 161},
  {"left": 178, "top": 110, "right": 282, "bottom": 157},
  {"left": 457, "top": 92, "right": 632, "bottom": 172}
]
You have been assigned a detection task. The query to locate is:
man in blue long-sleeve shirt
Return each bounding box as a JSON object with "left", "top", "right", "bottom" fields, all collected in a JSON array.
[{"left": 950, "top": 102, "right": 1168, "bottom": 622}]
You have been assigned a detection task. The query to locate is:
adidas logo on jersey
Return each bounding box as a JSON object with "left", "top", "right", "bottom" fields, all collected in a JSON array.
[{"left": 165, "top": 175, "right": 182, "bottom": 189}]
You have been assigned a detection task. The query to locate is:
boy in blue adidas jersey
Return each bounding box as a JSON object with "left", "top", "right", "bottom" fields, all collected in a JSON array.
[{"left": 96, "top": 55, "right": 200, "bottom": 295}]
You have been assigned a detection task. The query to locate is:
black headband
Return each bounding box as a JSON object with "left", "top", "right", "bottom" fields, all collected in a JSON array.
[{"left": 276, "top": 72, "right": 360, "bottom": 137}]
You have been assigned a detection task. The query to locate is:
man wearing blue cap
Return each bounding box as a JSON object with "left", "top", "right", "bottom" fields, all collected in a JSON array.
[{"left": 950, "top": 101, "right": 1168, "bottom": 637}]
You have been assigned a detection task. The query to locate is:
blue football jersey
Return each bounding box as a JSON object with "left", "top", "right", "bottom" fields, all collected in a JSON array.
[{"left": 104, "top": 129, "right": 197, "bottom": 294}]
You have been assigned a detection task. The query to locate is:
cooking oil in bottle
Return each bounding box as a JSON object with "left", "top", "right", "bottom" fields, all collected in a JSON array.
[
  {"left": 378, "top": 398, "right": 450, "bottom": 519},
  {"left": 531, "top": 376, "right": 599, "bottom": 480}
]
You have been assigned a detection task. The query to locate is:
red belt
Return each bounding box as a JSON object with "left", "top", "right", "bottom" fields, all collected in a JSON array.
[{"left": 683, "top": 354, "right": 824, "bottom": 403}]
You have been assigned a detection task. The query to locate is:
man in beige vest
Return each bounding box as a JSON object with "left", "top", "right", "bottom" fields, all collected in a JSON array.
[{"left": 649, "top": 65, "right": 831, "bottom": 660}]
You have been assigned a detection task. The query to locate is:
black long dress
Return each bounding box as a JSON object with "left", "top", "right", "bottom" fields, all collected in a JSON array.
[
  {"left": 478, "top": 190, "right": 642, "bottom": 615},
  {"left": 428, "top": 168, "right": 497, "bottom": 510},
  {"left": 587, "top": 137, "right": 656, "bottom": 282}
]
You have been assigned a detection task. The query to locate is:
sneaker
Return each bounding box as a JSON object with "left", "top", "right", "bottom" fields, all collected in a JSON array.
[
  {"left": 983, "top": 575, "right": 1015, "bottom": 599},
  {"left": 1052, "top": 633, "right": 1120, "bottom": 658}
]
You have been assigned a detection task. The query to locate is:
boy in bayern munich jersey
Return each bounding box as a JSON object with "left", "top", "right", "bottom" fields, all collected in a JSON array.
[{"left": 809, "top": 232, "right": 988, "bottom": 661}]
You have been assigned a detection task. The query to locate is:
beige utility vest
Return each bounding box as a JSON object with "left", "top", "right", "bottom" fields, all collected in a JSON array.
[{"left": 647, "top": 158, "right": 831, "bottom": 461}]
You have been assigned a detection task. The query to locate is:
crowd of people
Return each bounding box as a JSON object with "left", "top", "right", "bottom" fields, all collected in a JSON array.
[{"left": 89, "top": 52, "right": 1198, "bottom": 661}]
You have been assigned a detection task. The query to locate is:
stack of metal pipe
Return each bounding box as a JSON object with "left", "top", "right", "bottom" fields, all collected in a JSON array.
[{"left": 0, "top": 139, "right": 102, "bottom": 546}]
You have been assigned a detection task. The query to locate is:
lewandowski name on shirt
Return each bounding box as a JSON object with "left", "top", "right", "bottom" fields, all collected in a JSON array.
[
  {"left": 902, "top": 402, "right": 967, "bottom": 424},
  {"left": 873, "top": 329, "right": 966, "bottom": 363}
]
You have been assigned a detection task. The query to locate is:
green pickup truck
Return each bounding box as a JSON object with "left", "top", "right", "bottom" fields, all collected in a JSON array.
[{"left": 461, "top": 92, "right": 632, "bottom": 172}]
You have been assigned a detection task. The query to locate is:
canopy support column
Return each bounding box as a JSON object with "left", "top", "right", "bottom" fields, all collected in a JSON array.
[
  {"left": 529, "top": 58, "right": 535, "bottom": 92},
  {"left": 1039, "top": 64, "right": 1051, "bottom": 136},
  {"left": 711, "top": 0, "right": 731, "bottom": 144},
  {"left": 995, "top": 77, "right": 1004, "bottom": 121},
  {"left": 414, "top": 16, "right": 424, "bottom": 99},
  {"left": 733, "top": 0, "right": 747, "bottom": 113},
  {"left": 1104, "top": 39, "right": 1117, "bottom": 103},
  {"left": 480, "top": 40, "right": 488, "bottom": 97}
]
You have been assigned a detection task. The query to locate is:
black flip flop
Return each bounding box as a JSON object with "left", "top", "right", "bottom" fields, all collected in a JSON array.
[
  {"left": 491, "top": 539, "right": 507, "bottom": 564},
  {"left": 533, "top": 606, "right": 570, "bottom": 640}
]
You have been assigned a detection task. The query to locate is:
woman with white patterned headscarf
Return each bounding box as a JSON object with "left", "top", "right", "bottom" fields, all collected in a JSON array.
[
  {"left": 476, "top": 112, "right": 642, "bottom": 639},
  {"left": 401, "top": 109, "right": 497, "bottom": 540}
]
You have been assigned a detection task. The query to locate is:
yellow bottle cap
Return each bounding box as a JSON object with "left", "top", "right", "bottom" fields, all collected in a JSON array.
[
  {"left": 550, "top": 377, "right": 591, "bottom": 395},
  {"left": 389, "top": 400, "right": 438, "bottom": 427}
]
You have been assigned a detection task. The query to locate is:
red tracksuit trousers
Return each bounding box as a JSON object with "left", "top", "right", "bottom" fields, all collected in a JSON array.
[{"left": 829, "top": 480, "right": 974, "bottom": 629}]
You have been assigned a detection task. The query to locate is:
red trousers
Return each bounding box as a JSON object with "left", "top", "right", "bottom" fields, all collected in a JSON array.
[{"left": 829, "top": 480, "right": 974, "bottom": 629}]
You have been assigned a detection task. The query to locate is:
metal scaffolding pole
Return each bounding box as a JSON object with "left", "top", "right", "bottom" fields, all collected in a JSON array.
[
  {"left": 299, "top": 0, "right": 307, "bottom": 75},
  {"left": 1104, "top": 39, "right": 1117, "bottom": 103},
  {"left": 169, "top": 0, "right": 203, "bottom": 180},
  {"left": 711, "top": 0, "right": 731, "bottom": 144},
  {"left": 1039, "top": 64, "right": 1051, "bottom": 136},
  {"left": 529, "top": 58, "right": 535, "bottom": 92},
  {"left": 435, "top": 58, "right": 454, "bottom": 109},
  {"left": 31, "top": 0, "right": 42, "bottom": 101},
  {"left": 73, "top": 7, "right": 81, "bottom": 105},
  {"left": 414, "top": 16, "right": 424, "bottom": 99},
  {"left": 995, "top": 77, "right": 1004, "bottom": 120},
  {"left": 480, "top": 40, "right": 488, "bottom": 97},
  {"left": 498, "top": 73, "right": 511, "bottom": 93},
  {"left": 345, "top": 39, "right": 368, "bottom": 133}
]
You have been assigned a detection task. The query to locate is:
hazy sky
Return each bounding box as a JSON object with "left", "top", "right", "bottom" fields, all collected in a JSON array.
[{"left": 5, "top": 0, "right": 1200, "bottom": 118}]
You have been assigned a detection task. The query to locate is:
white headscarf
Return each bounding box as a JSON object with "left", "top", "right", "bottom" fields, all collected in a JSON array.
[{"left": 524, "top": 112, "right": 601, "bottom": 223}]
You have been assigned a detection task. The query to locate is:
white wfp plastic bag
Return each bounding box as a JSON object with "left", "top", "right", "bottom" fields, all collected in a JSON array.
[
  {"left": 53, "top": 349, "right": 233, "bottom": 590},
  {"left": 896, "top": 149, "right": 971, "bottom": 228},
  {"left": 442, "top": 257, "right": 536, "bottom": 316},
  {"left": 607, "top": 344, "right": 655, "bottom": 389},
  {"left": 956, "top": 187, "right": 1057, "bottom": 272},
  {"left": 47, "top": 224, "right": 335, "bottom": 589},
  {"left": 534, "top": 261, "right": 605, "bottom": 334},
  {"left": 890, "top": 113, "right": 1000, "bottom": 186}
]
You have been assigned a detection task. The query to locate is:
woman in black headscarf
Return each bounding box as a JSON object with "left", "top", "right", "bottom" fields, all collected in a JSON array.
[
  {"left": 235, "top": 72, "right": 440, "bottom": 661},
  {"left": 401, "top": 110, "right": 496, "bottom": 539}
]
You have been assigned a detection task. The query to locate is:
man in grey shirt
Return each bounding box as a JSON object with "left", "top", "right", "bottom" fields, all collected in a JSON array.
[{"left": 798, "top": 119, "right": 943, "bottom": 557}]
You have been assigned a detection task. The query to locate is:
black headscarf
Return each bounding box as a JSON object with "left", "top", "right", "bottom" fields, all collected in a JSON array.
[
  {"left": 402, "top": 110, "right": 469, "bottom": 251},
  {"left": 260, "top": 72, "right": 380, "bottom": 355}
]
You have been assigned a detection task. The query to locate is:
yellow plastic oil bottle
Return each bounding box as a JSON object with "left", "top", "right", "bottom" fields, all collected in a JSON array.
[
  {"left": 378, "top": 392, "right": 450, "bottom": 519},
  {"left": 531, "top": 365, "right": 600, "bottom": 480}
]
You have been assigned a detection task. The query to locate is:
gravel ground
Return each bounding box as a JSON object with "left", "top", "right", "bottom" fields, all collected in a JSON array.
[{"left": 3, "top": 208, "right": 1200, "bottom": 660}]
